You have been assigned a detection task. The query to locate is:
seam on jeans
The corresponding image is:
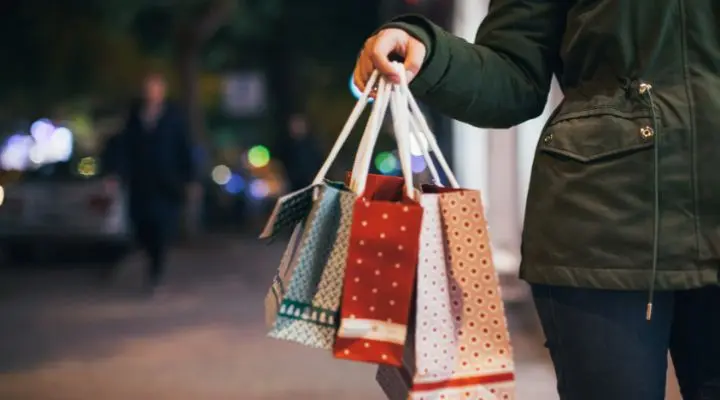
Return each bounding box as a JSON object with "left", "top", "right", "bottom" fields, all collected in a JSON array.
[{"left": 547, "top": 285, "right": 568, "bottom": 397}]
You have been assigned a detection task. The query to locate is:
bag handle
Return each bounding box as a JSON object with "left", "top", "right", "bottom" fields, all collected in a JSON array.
[
  {"left": 349, "top": 76, "right": 392, "bottom": 192},
  {"left": 397, "top": 71, "right": 460, "bottom": 189},
  {"left": 349, "top": 77, "right": 411, "bottom": 196},
  {"left": 407, "top": 100, "right": 443, "bottom": 186},
  {"left": 388, "top": 72, "right": 415, "bottom": 199},
  {"left": 312, "top": 70, "right": 380, "bottom": 185}
]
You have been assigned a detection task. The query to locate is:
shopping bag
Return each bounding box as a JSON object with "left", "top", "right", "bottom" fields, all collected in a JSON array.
[
  {"left": 375, "top": 291, "right": 418, "bottom": 400},
  {"left": 377, "top": 75, "right": 516, "bottom": 399},
  {"left": 268, "top": 182, "right": 356, "bottom": 348},
  {"left": 264, "top": 221, "right": 304, "bottom": 328},
  {"left": 259, "top": 185, "right": 315, "bottom": 240},
  {"left": 264, "top": 72, "right": 389, "bottom": 349},
  {"left": 334, "top": 79, "right": 424, "bottom": 367}
]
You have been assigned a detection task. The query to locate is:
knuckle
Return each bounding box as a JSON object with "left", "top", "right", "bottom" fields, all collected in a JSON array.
[{"left": 371, "top": 46, "right": 385, "bottom": 60}]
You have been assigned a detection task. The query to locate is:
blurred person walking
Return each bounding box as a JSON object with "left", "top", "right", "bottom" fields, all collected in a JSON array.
[
  {"left": 354, "top": 3, "right": 720, "bottom": 400},
  {"left": 106, "top": 73, "right": 196, "bottom": 293},
  {"left": 276, "top": 113, "right": 324, "bottom": 192}
]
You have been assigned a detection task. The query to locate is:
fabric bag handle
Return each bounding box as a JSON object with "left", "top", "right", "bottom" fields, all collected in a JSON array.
[
  {"left": 397, "top": 71, "right": 460, "bottom": 189},
  {"left": 349, "top": 76, "right": 392, "bottom": 192},
  {"left": 406, "top": 100, "right": 442, "bottom": 186},
  {"left": 349, "top": 73, "right": 416, "bottom": 199},
  {"left": 388, "top": 72, "right": 415, "bottom": 199},
  {"left": 312, "top": 70, "right": 380, "bottom": 185},
  {"left": 349, "top": 77, "right": 405, "bottom": 195}
]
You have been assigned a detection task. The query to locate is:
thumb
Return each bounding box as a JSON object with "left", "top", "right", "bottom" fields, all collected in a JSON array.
[{"left": 403, "top": 40, "right": 426, "bottom": 83}]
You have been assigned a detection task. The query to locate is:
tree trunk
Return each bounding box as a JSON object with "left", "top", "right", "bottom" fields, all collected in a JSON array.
[
  {"left": 174, "top": 0, "right": 237, "bottom": 144},
  {"left": 173, "top": 0, "right": 236, "bottom": 237}
]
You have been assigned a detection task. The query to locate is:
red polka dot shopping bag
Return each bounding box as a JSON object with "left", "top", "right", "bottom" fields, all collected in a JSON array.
[
  {"left": 333, "top": 78, "right": 424, "bottom": 367},
  {"left": 376, "top": 76, "right": 516, "bottom": 399},
  {"left": 262, "top": 72, "right": 390, "bottom": 350}
]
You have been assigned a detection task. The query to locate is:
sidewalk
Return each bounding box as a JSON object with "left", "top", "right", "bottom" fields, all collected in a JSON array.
[{"left": 0, "top": 234, "right": 679, "bottom": 399}]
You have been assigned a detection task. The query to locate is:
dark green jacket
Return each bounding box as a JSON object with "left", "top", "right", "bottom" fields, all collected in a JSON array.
[{"left": 387, "top": 1, "right": 720, "bottom": 291}]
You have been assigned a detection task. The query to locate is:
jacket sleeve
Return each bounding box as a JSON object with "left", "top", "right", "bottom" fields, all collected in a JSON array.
[{"left": 383, "top": 1, "right": 569, "bottom": 129}]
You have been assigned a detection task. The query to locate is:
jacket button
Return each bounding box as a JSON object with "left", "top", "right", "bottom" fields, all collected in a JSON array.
[
  {"left": 640, "top": 126, "right": 654, "bottom": 139},
  {"left": 543, "top": 134, "right": 553, "bottom": 144}
]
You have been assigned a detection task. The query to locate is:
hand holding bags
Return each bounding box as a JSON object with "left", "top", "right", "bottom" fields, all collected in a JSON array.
[
  {"left": 377, "top": 72, "right": 516, "bottom": 399},
  {"left": 262, "top": 65, "right": 517, "bottom": 398},
  {"left": 334, "top": 78, "right": 424, "bottom": 367}
]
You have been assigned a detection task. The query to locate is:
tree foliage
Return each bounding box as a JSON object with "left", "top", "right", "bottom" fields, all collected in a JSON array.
[{"left": 0, "top": 0, "right": 382, "bottom": 144}]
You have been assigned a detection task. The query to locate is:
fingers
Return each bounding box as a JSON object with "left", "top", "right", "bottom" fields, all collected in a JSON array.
[
  {"left": 354, "top": 28, "right": 425, "bottom": 91},
  {"left": 370, "top": 30, "right": 402, "bottom": 83},
  {"left": 403, "top": 41, "right": 426, "bottom": 83},
  {"left": 353, "top": 36, "right": 376, "bottom": 93}
]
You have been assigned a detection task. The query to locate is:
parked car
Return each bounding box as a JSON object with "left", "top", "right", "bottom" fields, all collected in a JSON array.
[{"left": 0, "top": 160, "right": 131, "bottom": 264}]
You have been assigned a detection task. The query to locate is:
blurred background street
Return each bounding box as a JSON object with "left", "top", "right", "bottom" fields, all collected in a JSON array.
[
  {"left": 0, "top": 0, "right": 686, "bottom": 399},
  {"left": 0, "top": 233, "right": 560, "bottom": 400}
]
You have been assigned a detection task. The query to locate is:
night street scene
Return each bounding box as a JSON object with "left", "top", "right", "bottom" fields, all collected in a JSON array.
[{"left": 0, "top": 0, "right": 692, "bottom": 399}]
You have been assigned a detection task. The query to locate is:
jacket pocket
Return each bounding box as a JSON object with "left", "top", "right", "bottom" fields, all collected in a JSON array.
[
  {"left": 539, "top": 108, "right": 655, "bottom": 162},
  {"left": 523, "top": 107, "right": 658, "bottom": 271}
]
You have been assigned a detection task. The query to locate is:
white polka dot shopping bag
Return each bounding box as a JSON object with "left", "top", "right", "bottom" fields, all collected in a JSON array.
[
  {"left": 376, "top": 77, "right": 516, "bottom": 400},
  {"left": 333, "top": 78, "right": 425, "bottom": 367},
  {"left": 262, "top": 72, "right": 385, "bottom": 349}
]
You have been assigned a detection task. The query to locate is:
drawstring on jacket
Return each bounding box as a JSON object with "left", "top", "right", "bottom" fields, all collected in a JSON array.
[{"left": 638, "top": 81, "right": 661, "bottom": 321}]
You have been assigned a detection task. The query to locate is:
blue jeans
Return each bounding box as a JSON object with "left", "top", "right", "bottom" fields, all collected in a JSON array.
[{"left": 532, "top": 284, "right": 720, "bottom": 400}]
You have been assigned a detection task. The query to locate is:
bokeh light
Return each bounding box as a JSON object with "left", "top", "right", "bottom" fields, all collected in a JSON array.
[
  {"left": 28, "top": 146, "right": 44, "bottom": 164},
  {"left": 0, "top": 185, "right": 5, "bottom": 207},
  {"left": 30, "top": 119, "right": 54, "bottom": 142},
  {"left": 49, "top": 127, "right": 74, "bottom": 162},
  {"left": 411, "top": 155, "right": 427, "bottom": 173},
  {"left": 374, "top": 151, "right": 398, "bottom": 175},
  {"left": 211, "top": 165, "right": 232, "bottom": 185},
  {"left": 248, "top": 145, "right": 270, "bottom": 168},
  {"left": 249, "top": 179, "right": 270, "bottom": 199},
  {"left": 224, "top": 174, "right": 245, "bottom": 194},
  {"left": 0, "top": 135, "right": 33, "bottom": 170},
  {"left": 77, "top": 157, "right": 97, "bottom": 177}
]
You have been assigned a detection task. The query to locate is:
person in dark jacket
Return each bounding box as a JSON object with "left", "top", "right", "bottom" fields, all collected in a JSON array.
[
  {"left": 107, "top": 73, "right": 195, "bottom": 292},
  {"left": 277, "top": 113, "right": 324, "bottom": 192},
  {"left": 354, "top": 2, "right": 720, "bottom": 399}
]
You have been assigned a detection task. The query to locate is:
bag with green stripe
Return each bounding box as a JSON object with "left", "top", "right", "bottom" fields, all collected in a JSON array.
[{"left": 262, "top": 72, "right": 386, "bottom": 349}]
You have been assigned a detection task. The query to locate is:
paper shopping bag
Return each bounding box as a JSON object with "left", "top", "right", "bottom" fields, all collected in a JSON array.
[
  {"left": 267, "top": 73, "right": 394, "bottom": 349},
  {"left": 332, "top": 75, "right": 426, "bottom": 367},
  {"left": 374, "top": 66, "right": 515, "bottom": 398},
  {"left": 333, "top": 191, "right": 423, "bottom": 366},
  {"left": 264, "top": 221, "right": 305, "bottom": 328},
  {"left": 375, "top": 289, "right": 417, "bottom": 400},
  {"left": 267, "top": 181, "right": 356, "bottom": 349},
  {"left": 408, "top": 186, "right": 516, "bottom": 399},
  {"left": 259, "top": 185, "right": 315, "bottom": 240}
]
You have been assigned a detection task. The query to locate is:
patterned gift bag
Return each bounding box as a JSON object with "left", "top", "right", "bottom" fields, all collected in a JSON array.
[
  {"left": 333, "top": 190, "right": 423, "bottom": 366},
  {"left": 261, "top": 185, "right": 317, "bottom": 329},
  {"left": 376, "top": 73, "right": 516, "bottom": 399},
  {"left": 268, "top": 182, "right": 357, "bottom": 348},
  {"left": 259, "top": 186, "right": 315, "bottom": 240},
  {"left": 375, "top": 291, "right": 418, "bottom": 400},
  {"left": 264, "top": 72, "right": 392, "bottom": 349},
  {"left": 413, "top": 187, "right": 516, "bottom": 399},
  {"left": 264, "top": 221, "right": 305, "bottom": 328},
  {"left": 334, "top": 79, "right": 424, "bottom": 367}
]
